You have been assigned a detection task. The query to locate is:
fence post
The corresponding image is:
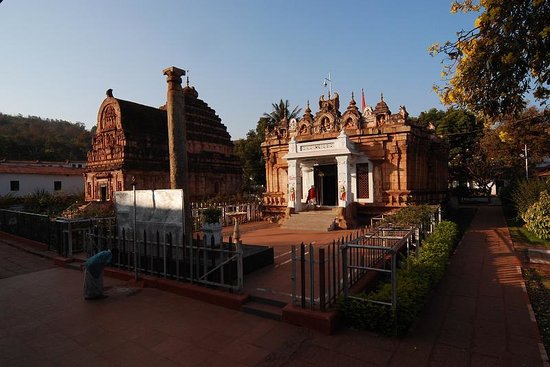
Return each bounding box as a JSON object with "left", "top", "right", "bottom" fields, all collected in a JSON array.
[
  {"left": 309, "top": 243, "right": 315, "bottom": 310},
  {"left": 237, "top": 241, "right": 244, "bottom": 291},
  {"left": 391, "top": 250, "right": 398, "bottom": 334},
  {"left": 300, "top": 243, "right": 306, "bottom": 308},
  {"left": 67, "top": 220, "right": 73, "bottom": 258},
  {"left": 342, "top": 244, "right": 348, "bottom": 298},
  {"left": 291, "top": 245, "right": 297, "bottom": 305},
  {"left": 163, "top": 232, "right": 167, "bottom": 278},
  {"left": 319, "top": 248, "right": 326, "bottom": 312}
]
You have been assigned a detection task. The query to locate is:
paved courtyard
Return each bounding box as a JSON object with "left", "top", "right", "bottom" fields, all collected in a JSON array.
[{"left": 0, "top": 205, "right": 547, "bottom": 366}]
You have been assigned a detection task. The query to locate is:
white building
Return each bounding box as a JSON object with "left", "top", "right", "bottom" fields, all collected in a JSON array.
[{"left": 0, "top": 161, "right": 85, "bottom": 196}]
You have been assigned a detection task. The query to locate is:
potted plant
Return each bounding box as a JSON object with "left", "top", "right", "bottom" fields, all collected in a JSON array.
[{"left": 202, "top": 207, "right": 222, "bottom": 247}]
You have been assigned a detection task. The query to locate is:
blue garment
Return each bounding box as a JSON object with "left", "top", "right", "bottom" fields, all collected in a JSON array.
[{"left": 84, "top": 250, "right": 112, "bottom": 278}]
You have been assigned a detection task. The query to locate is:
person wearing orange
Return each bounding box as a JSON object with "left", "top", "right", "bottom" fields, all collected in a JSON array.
[{"left": 306, "top": 185, "right": 317, "bottom": 210}]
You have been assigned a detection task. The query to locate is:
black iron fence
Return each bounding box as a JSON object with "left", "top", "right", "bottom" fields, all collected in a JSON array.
[
  {"left": 85, "top": 225, "right": 244, "bottom": 292},
  {"left": 291, "top": 207, "right": 440, "bottom": 312},
  {"left": 0, "top": 209, "right": 52, "bottom": 245}
]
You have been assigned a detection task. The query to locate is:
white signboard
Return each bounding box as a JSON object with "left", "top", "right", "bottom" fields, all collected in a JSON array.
[{"left": 115, "top": 189, "right": 184, "bottom": 244}]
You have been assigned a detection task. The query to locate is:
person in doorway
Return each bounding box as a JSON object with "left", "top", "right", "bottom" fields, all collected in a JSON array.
[{"left": 306, "top": 185, "right": 317, "bottom": 210}]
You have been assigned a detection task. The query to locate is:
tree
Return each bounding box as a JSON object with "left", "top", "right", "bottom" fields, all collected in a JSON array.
[
  {"left": 416, "top": 107, "right": 484, "bottom": 184},
  {"left": 0, "top": 112, "right": 92, "bottom": 161},
  {"left": 430, "top": 0, "right": 550, "bottom": 119},
  {"left": 234, "top": 100, "right": 302, "bottom": 190},
  {"left": 234, "top": 118, "right": 268, "bottom": 188},
  {"left": 262, "top": 99, "right": 302, "bottom": 129},
  {"left": 461, "top": 107, "right": 550, "bottom": 191}
]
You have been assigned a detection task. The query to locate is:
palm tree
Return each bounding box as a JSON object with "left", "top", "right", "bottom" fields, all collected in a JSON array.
[{"left": 262, "top": 99, "right": 302, "bottom": 129}]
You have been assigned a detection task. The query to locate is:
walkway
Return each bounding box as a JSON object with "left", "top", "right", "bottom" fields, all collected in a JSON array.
[{"left": 0, "top": 205, "right": 546, "bottom": 366}]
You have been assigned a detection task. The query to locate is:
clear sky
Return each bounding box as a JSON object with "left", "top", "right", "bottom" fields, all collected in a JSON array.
[{"left": 0, "top": 0, "right": 477, "bottom": 139}]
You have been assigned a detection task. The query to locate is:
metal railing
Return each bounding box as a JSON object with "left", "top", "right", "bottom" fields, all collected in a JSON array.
[
  {"left": 291, "top": 206, "right": 441, "bottom": 312},
  {"left": 0, "top": 209, "right": 52, "bottom": 245},
  {"left": 85, "top": 227, "right": 244, "bottom": 292},
  {"left": 191, "top": 201, "right": 263, "bottom": 231}
]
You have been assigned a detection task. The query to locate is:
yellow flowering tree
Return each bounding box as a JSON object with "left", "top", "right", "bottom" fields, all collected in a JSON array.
[{"left": 430, "top": 0, "right": 550, "bottom": 120}]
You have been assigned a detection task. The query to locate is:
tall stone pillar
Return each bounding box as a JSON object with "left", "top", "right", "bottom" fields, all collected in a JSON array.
[{"left": 163, "top": 66, "right": 192, "bottom": 241}]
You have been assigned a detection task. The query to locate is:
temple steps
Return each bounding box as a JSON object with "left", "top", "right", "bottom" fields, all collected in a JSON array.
[{"left": 281, "top": 208, "right": 338, "bottom": 232}]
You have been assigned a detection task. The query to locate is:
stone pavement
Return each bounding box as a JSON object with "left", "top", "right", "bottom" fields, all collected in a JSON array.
[
  {"left": 0, "top": 238, "right": 56, "bottom": 278},
  {"left": 0, "top": 205, "right": 547, "bottom": 366}
]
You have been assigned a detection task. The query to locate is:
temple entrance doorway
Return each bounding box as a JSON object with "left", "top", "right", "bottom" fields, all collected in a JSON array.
[
  {"left": 314, "top": 164, "right": 337, "bottom": 206},
  {"left": 100, "top": 185, "right": 107, "bottom": 202}
]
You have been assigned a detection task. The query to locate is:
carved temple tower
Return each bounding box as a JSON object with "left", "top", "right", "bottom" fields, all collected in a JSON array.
[
  {"left": 85, "top": 84, "right": 242, "bottom": 202},
  {"left": 261, "top": 92, "right": 448, "bottom": 227}
]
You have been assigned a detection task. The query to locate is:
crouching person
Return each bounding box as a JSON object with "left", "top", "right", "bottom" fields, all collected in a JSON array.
[{"left": 82, "top": 250, "right": 112, "bottom": 300}]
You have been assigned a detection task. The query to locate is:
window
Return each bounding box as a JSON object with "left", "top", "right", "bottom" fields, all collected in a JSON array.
[
  {"left": 356, "top": 163, "right": 369, "bottom": 199},
  {"left": 10, "top": 180, "right": 19, "bottom": 191},
  {"left": 54, "top": 181, "right": 62, "bottom": 191}
]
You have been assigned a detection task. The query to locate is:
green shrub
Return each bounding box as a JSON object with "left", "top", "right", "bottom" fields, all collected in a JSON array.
[
  {"left": 523, "top": 191, "right": 550, "bottom": 240},
  {"left": 202, "top": 207, "right": 222, "bottom": 224},
  {"left": 338, "top": 220, "right": 459, "bottom": 336},
  {"left": 511, "top": 178, "right": 550, "bottom": 218}
]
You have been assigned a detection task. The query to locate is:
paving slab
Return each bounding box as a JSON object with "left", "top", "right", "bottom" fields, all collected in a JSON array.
[{"left": 0, "top": 205, "right": 547, "bottom": 366}]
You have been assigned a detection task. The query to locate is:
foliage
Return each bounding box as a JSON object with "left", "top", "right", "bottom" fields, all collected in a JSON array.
[
  {"left": 424, "top": 108, "right": 484, "bottom": 184},
  {"left": 262, "top": 99, "right": 302, "bottom": 130},
  {"left": 234, "top": 99, "right": 301, "bottom": 189},
  {"left": 381, "top": 205, "right": 436, "bottom": 227},
  {"left": 0, "top": 190, "right": 84, "bottom": 216},
  {"left": 338, "top": 221, "right": 459, "bottom": 336},
  {"left": 510, "top": 178, "right": 550, "bottom": 218},
  {"left": 430, "top": 0, "right": 550, "bottom": 119},
  {"left": 234, "top": 119, "right": 268, "bottom": 187},
  {"left": 0, "top": 112, "right": 92, "bottom": 161},
  {"left": 202, "top": 207, "right": 222, "bottom": 224},
  {"left": 494, "top": 108, "right": 550, "bottom": 166},
  {"left": 523, "top": 191, "right": 550, "bottom": 240},
  {"left": 523, "top": 268, "right": 550, "bottom": 353}
]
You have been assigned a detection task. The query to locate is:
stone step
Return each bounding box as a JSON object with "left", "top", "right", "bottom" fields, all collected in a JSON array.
[
  {"left": 282, "top": 210, "right": 338, "bottom": 232},
  {"left": 241, "top": 296, "right": 285, "bottom": 321}
]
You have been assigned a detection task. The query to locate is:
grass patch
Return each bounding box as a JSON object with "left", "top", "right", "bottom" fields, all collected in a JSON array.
[
  {"left": 523, "top": 268, "right": 550, "bottom": 353},
  {"left": 508, "top": 223, "right": 550, "bottom": 248}
]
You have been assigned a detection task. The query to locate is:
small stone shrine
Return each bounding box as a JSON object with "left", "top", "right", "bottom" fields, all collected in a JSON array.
[
  {"left": 261, "top": 92, "right": 448, "bottom": 227},
  {"left": 85, "top": 82, "right": 242, "bottom": 202}
]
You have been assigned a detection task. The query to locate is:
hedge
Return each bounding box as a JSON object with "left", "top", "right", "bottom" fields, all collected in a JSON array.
[{"left": 338, "top": 220, "right": 459, "bottom": 336}]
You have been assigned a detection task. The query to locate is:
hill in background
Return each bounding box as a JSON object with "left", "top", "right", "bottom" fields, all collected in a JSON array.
[{"left": 0, "top": 113, "right": 93, "bottom": 161}]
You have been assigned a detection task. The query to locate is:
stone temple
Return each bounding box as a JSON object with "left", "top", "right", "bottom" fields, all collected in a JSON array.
[
  {"left": 85, "top": 83, "right": 242, "bottom": 202},
  {"left": 261, "top": 92, "right": 448, "bottom": 227}
]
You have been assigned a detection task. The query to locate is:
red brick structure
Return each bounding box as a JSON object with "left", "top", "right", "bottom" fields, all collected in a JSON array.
[
  {"left": 261, "top": 92, "right": 448, "bottom": 225},
  {"left": 85, "top": 85, "right": 242, "bottom": 202}
]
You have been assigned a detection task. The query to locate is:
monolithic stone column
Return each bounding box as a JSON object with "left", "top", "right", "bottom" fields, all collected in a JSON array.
[
  {"left": 163, "top": 66, "right": 187, "bottom": 189},
  {"left": 163, "top": 66, "right": 192, "bottom": 241}
]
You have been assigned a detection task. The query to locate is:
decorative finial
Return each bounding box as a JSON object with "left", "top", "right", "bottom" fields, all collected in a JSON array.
[
  {"left": 351, "top": 91, "right": 355, "bottom": 101},
  {"left": 106, "top": 89, "right": 113, "bottom": 97},
  {"left": 186, "top": 75, "right": 189, "bottom": 87},
  {"left": 381, "top": 92, "right": 384, "bottom": 101}
]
